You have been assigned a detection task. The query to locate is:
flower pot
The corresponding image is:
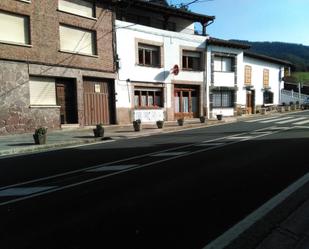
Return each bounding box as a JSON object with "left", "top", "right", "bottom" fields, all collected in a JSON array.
[
  {"left": 33, "top": 134, "right": 46, "bottom": 145},
  {"left": 177, "top": 118, "right": 184, "bottom": 126},
  {"left": 156, "top": 121, "right": 164, "bottom": 129},
  {"left": 93, "top": 128, "right": 104, "bottom": 137},
  {"left": 216, "top": 114, "right": 223, "bottom": 121},
  {"left": 133, "top": 120, "right": 141, "bottom": 131},
  {"left": 199, "top": 116, "right": 206, "bottom": 123}
]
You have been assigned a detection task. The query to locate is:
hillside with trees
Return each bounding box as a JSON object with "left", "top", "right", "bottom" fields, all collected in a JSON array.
[{"left": 231, "top": 40, "right": 309, "bottom": 72}]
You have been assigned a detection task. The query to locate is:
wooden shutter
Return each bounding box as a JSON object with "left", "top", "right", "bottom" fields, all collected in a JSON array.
[
  {"left": 245, "top": 65, "right": 252, "bottom": 85},
  {"left": 263, "top": 69, "right": 269, "bottom": 88}
]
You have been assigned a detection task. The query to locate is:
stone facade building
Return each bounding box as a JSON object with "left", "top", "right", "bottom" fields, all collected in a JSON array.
[{"left": 0, "top": 0, "right": 116, "bottom": 135}]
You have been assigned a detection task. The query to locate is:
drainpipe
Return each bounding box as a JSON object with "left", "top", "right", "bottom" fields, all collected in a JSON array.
[{"left": 202, "top": 19, "right": 214, "bottom": 119}]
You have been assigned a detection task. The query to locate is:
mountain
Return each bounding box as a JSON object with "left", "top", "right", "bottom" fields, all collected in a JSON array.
[{"left": 230, "top": 40, "right": 309, "bottom": 72}]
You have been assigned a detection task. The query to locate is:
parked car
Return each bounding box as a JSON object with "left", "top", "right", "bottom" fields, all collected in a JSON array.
[{"left": 301, "top": 97, "right": 309, "bottom": 109}]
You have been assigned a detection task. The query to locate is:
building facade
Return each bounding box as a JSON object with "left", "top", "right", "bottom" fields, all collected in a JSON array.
[
  {"left": 114, "top": 1, "right": 214, "bottom": 123},
  {"left": 0, "top": 0, "right": 116, "bottom": 135},
  {"left": 206, "top": 38, "right": 291, "bottom": 118}
]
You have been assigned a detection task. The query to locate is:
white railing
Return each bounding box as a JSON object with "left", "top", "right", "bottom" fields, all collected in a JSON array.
[{"left": 281, "top": 89, "right": 309, "bottom": 104}]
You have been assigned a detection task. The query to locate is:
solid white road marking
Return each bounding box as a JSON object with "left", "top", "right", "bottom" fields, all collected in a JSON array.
[
  {"left": 152, "top": 152, "right": 188, "bottom": 157},
  {"left": 261, "top": 116, "right": 293, "bottom": 123},
  {"left": 86, "top": 165, "right": 138, "bottom": 172},
  {"left": 202, "top": 172, "right": 309, "bottom": 249},
  {"left": 0, "top": 186, "right": 56, "bottom": 197},
  {"left": 276, "top": 117, "right": 307, "bottom": 124},
  {"left": 293, "top": 119, "right": 309, "bottom": 125}
]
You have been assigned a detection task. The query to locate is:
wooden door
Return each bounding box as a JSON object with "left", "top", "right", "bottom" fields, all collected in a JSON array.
[
  {"left": 83, "top": 78, "right": 115, "bottom": 125},
  {"left": 246, "top": 91, "right": 254, "bottom": 114},
  {"left": 56, "top": 79, "right": 77, "bottom": 124}
]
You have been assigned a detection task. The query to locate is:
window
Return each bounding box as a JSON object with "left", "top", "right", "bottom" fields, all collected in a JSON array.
[
  {"left": 134, "top": 88, "right": 163, "bottom": 108},
  {"left": 214, "top": 56, "right": 233, "bottom": 72},
  {"left": 58, "top": 0, "right": 95, "bottom": 18},
  {"left": 29, "top": 77, "right": 56, "bottom": 106},
  {"left": 212, "top": 90, "right": 234, "bottom": 108},
  {"left": 138, "top": 43, "right": 160, "bottom": 67},
  {"left": 263, "top": 69, "right": 269, "bottom": 88},
  {"left": 0, "top": 11, "right": 30, "bottom": 45},
  {"left": 244, "top": 65, "right": 252, "bottom": 85},
  {"left": 263, "top": 91, "right": 274, "bottom": 104},
  {"left": 182, "top": 50, "right": 202, "bottom": 71},
  {"left": 59, "top": 24, "right": 96, "bottom": 55}
]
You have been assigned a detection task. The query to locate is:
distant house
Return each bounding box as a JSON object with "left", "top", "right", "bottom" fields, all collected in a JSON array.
[
  {"left": 243, "top": 52, "right": 292, "bottom": 113},
  {"left": 206, "top": 38, "right": 291, "bottom": 118},
  {"left": 0, "top": 0, "right": 116, "bottom": 135}
]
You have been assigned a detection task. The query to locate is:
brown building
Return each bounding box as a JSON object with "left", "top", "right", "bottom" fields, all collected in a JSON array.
[{"left": 0, "top": 0, "right": 116, "bottom": 135}]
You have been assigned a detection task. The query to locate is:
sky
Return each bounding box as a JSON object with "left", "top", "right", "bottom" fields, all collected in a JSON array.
[{"left": 168, "top": 0, "right": 309, "bottom": 46}]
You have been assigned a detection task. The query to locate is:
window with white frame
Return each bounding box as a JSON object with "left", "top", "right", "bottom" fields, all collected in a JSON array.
[
  {"left": 212, "top": 90, "right": 234, "bottom": 108},
  {"left": 134, "top": 88, "right": 163, "bottom": 108},
  {"left": 59, "top": 24, "right": 96, "bottom": 55},
  {"left": 182, "top": 50, "right": 202, "bottom": 71},
  {"left": 29, "top": 77, "right": 57, "bottom": 106},
  {"left": 214, "top": 56, "right": 233, "bottom": 72},
  {"left": 58, "top": 0, "right": 95, "bottom": 18},
  {"left": 0, "top": 11, "right": 30, "bottom": 45}
]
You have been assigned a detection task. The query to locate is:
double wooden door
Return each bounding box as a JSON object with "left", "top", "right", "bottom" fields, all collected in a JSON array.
[{"left": 83, "top": 77, "right": 115, "bottom": 125}]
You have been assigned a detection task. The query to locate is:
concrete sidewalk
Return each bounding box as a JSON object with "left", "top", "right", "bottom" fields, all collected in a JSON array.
[{"left": 0, "top": 117, "right": 236, "bottom": 157}]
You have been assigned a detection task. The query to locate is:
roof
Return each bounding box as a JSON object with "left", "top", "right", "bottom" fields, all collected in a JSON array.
[
  {"left": 116, "top": 0, "right": 215, "bottom": 24},
  {"left": 244, "top": 51, "right": 292, "bottom": 66},
  {"left": 207, "top": 38, "right": 251, "bottom": 49}
]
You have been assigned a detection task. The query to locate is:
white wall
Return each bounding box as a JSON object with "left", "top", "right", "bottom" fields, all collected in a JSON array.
[
  {"left": 206, "top": 45, "right": 243, "bottom": 118},
  {"left": 116, "top": 20, "right": 206, "bottom": 111},
  {"left": 242, "top": 57, "right": 284, "bottom": 106}
]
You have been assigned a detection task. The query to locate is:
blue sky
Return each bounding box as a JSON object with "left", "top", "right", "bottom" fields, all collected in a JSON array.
[{"left": 168, "top": 0, "right": 308, "bottom": 46}]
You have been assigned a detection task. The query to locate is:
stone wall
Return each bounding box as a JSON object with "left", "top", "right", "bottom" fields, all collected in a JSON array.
[{"left": 0, "top": 60, "right": 60, "bottom": 135}]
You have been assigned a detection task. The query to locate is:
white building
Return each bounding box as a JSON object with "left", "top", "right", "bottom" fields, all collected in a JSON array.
[
  {"left": 242, "top": 52, "right": 291, "bottom": 114},
  {"left": 206, "top": 38, "right": 291, "bottom": 118},
  {"left": 114, "top": 1, "right": 214, "bottom": 123}
]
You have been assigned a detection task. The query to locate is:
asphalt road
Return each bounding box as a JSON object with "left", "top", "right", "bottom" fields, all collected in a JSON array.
[{"left": 1, "top": 111, "right": 309, "bottom": 249}]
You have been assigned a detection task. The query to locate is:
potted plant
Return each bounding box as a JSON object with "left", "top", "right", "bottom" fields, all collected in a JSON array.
[
  {"left": 177, "top": 118, "right": 184, "bottom": 126},
  {"left": 199, "top": 116, "right": 206, "bottom": 123},
  {"left": 156, "top": 120, "right": 164, "bottom": 129},
  {"left": 33, "top": 127, "right": 47, "bottom": 145},
  {"left": 93, "top": 123, "right": 104, "bottom": 137},
  {"left": 133, "top": 119, "right": 141, "bottom": 131},
  {"left": 216, "top": 114, "right": 223, "bottom": 121}
]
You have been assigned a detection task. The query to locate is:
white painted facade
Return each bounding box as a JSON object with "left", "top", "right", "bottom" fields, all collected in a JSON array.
[
  {"left": 115, "top": 20, "right": 207, "bottom": 123},
  {"left": 242, "top": 56, "right": 285, "bottom": 107},
  {"left": 205, "top": 42, "right": 288, "bottom": 118},
  {"left": 206, "top": 45, "right": 244, "bottom": 118}
]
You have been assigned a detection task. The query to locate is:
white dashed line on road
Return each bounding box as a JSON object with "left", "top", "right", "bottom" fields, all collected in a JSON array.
[
  {"left": 0, "top": 186, "right": 56, "bottom": 197},
  {"left": 152, "top": 152, "right": 188, "bottom": 157},
  {"left": 86, "top": 165, "right": 138, "bottom": 172}
]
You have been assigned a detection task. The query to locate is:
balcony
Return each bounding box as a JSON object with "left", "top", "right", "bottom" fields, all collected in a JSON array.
[{"left": 213, "top": 72, "right": 235, "bottom": 87}]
